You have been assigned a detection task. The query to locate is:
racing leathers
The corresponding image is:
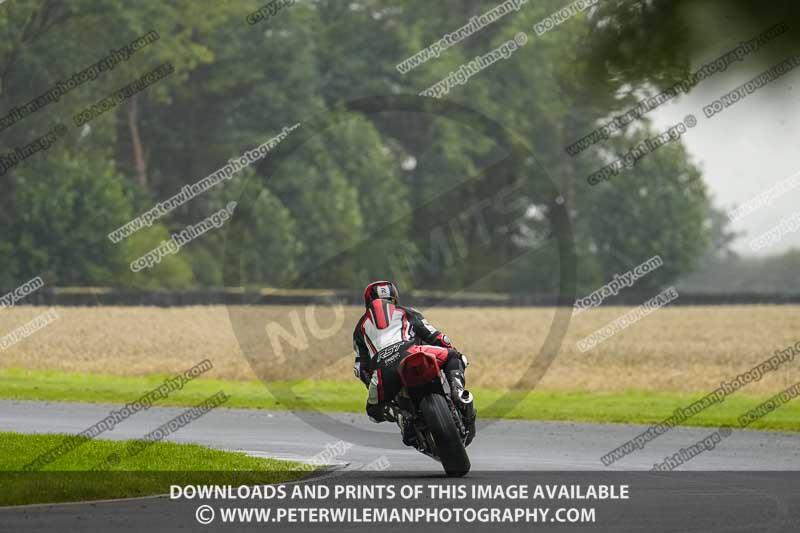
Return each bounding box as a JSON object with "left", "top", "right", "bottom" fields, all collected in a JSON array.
[{"left": 352, "top": 299, "right": 470, "bottom": 436}]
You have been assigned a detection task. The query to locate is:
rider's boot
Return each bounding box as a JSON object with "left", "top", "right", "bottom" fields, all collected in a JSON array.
[
  {"left": 398, "top": 411, "right": 418, "bottom": 447},
  {"left": 366, "top": 402, "right": 385, "bottom": 423}
]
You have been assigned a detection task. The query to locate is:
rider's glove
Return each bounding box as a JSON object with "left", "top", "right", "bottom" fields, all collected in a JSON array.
[{"left": 435, "top": 333, "right": 453, "bottom": 348}]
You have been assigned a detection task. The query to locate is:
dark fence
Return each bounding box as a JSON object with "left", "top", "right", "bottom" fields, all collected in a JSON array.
[{"left": 5, "top": 288, "right": 800, "bottom": 307}]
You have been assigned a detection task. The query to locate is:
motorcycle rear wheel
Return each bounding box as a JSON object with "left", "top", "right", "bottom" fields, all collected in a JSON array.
[{"left": 420, "top": 394, "right": 470, "bottom": 476}]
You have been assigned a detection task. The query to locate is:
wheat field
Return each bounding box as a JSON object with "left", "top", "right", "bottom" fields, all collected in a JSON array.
[{"left": 0, "top": 305, "right": 798, "bottom": 393}]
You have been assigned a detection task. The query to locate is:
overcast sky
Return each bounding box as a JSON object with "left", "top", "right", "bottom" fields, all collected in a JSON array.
[{"left": 648, "top": 37, "right": 800, "bottom": 257}]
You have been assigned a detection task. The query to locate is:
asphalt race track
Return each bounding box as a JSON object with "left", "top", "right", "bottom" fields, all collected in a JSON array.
[
  {"left": 0, "top": 400, "right": 800, "bottom": 472},
  {"left": 1, "top": 400, "right": 798, "bottom": 471},
  {"left": 1, "top": 400, "right": 799, "bottom": 532}
]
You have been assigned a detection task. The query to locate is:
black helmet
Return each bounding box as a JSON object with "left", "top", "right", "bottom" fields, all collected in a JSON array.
[{"left": 363, "top": 281, "right": 399, "bottom": 307}]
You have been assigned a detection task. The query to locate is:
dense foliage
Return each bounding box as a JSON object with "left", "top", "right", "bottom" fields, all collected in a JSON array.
[{"left": 4, "top": 0, "right": 780, "bottom": 292}]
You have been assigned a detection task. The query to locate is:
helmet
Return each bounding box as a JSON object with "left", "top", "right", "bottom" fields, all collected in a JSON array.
[{"left": 363, "top": 281, "right": 399, "bottom": 307}]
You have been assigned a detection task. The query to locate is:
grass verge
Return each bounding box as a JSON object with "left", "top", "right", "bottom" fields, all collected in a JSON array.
[
  {"left": 0, "top": 431, "right": 309, "bottom": 506},
  {"left": 1, "top": 367, "right": 798, "bottom": 432}
]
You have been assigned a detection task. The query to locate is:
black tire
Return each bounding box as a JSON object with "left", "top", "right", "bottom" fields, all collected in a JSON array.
[{"left": 420, "top": 394, "right": 470, "bottom": 476}]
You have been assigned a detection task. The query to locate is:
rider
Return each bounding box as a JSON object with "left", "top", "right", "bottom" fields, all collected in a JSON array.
[{"left": 353, "top": 280, "right": 475, "bottom": 447}]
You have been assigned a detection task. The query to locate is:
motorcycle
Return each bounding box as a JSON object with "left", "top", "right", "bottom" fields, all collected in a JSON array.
[{"left": 386, "top": 348, "right": 476, "bottom": 477}]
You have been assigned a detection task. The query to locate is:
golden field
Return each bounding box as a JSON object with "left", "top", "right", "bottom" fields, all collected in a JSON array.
[{"left": 0, "top": 305, "right": 798, "bottom": 393}]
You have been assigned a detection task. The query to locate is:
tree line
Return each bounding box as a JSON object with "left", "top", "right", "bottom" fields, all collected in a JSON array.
[{"left": 1, "top": 0, "right": 795, "bottom": 293}]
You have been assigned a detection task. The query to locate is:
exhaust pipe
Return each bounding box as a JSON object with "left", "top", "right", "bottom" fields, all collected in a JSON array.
[{"left": 458, "top": 389, "right": 474, "bottom": 405}]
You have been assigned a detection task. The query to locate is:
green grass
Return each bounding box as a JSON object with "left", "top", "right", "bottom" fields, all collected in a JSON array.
[
  {"left": 1, "top": 367, "right": 799, "bottom": 432},
  {"left": 0, "top": 431, "right": 309, "bottom": 506}
]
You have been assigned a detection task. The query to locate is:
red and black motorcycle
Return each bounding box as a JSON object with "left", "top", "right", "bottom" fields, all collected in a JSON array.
[{"left": 387, "top": 348, "right": 476, "bottom": 477}]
